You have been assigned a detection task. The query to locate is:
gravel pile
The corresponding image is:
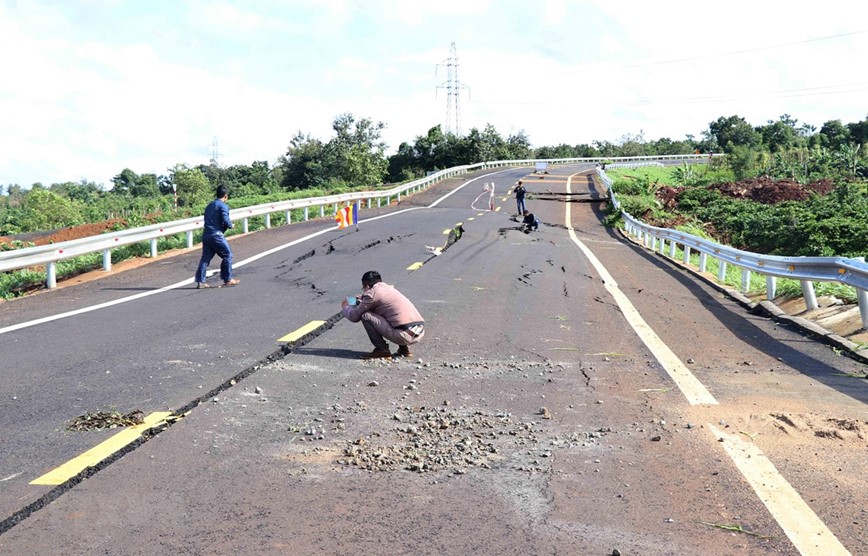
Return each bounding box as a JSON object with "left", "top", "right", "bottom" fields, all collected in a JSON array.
[
  {"left": 67, "top": 410, "right": 145, "bottom": 431},
  {"left": 336, "top": 406, "right": 552, "bottom": 474}
]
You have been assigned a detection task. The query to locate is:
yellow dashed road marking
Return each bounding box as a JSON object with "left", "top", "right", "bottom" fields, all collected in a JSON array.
[
  {"left": 407, "top": 262, "right": 424, "bottom": 271},
  {"left": 278, "top": 320, "right": 326, "bottom": 343},
  {"left": 31, "top": 411, "right": 173, "bottom": 485}
]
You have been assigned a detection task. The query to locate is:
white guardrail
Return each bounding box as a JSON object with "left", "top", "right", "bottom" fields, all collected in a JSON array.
[
  {"left": 596, "top": 167, "right": 868, "bottom": 329},
  {"left": 7, "top": 152, "right": 866, "bottom": 330},
  {"left": 0, "top": 154, "right": 707, "bottom": 289}
]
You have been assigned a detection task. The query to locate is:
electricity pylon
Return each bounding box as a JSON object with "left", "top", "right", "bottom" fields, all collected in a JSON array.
[{"left": 436, "top": 42, "right": 470, "bottom": 135}]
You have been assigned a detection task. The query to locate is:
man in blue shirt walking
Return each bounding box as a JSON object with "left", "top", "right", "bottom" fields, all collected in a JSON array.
[{"left": 194, "top": 185, "right": 240, "bottom": 288}]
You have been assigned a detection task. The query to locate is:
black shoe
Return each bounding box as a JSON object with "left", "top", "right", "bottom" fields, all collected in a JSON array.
[{"left": 396, "top": 346, "right": 413, "bottom": 358}]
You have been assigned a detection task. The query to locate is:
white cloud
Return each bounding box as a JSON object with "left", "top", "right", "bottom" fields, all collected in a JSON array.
[{"left": 1, "top": 1, "right": 867, "bottom": 187}]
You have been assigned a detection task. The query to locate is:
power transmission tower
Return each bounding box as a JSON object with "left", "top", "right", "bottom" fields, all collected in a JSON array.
[
  {"left": 209, "top": 136, "right": 219, "bottom": 166},
  {"left": 436, "top": 42, "right": 470, "bottom": 135}
]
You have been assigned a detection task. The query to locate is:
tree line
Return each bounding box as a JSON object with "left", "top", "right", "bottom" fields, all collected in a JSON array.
[{"left": 1, "top": 111, "right": 867, "bottom": 236}]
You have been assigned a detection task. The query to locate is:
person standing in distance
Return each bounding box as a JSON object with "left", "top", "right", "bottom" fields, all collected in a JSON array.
[
  {"left": 341, "top": 270, "right": 425, "bottom": 359},
  {"left": 514, "top": 180, "right": 526, "bottom": 215},
  {"left": 194, "top": 185, "right": 240, "bottom": 288}
]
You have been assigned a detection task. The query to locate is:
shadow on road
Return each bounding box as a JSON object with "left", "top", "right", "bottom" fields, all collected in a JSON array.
[{"left": 289, "top": 347, "right": 368, "bottom": 360}]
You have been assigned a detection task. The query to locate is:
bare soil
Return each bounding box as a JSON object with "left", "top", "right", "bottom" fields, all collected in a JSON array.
[{"left": 657, "top": 177, "right": 836, "bottom": 210}]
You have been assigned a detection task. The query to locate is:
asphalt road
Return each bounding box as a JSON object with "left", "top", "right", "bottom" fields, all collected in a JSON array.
[{"left": 0, "top": 165, "right": 866, "bottom": 555}]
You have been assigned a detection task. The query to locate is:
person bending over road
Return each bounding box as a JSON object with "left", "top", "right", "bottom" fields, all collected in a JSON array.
[
  {"left": 341, "top": 270, "right": 425, "bottom": 359},
  {"left": 522, "top": 209, "right": 540, "bottom": 233}
]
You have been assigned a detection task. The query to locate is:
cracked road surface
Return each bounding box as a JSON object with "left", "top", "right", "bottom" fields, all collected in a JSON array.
[{"left": 0, "top": 166, "right": 865, "bottom": 555}]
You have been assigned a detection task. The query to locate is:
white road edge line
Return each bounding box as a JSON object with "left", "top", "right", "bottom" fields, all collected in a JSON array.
[
  {"left": 564, "top": 173, "right": 718, "bottom": 406},
  {"left": 708, "top": 425, "right": 851, "bottom": 555},
  {"left": 564, "top": 171, "right": 849, "bottom": 554},
  {"left": 1, "top": 169, "right": 516, "bottom": 336}
]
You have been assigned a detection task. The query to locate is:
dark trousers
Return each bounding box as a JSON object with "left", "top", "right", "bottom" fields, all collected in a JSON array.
[{"left": 195, "top": 234, "right": 233, "bottom": 283}]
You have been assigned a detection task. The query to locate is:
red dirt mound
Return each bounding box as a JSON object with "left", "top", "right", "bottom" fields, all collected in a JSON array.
[
  {"left": 0, "top": 219, "right": 127, "bottom": 248},
  {"left": 710, "top": 177, "right": 835, "bottom": 204}
]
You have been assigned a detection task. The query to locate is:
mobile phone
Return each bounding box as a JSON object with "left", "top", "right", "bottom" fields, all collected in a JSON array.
[{"left": 346, "top": 296, "right": 357, "bottom": 306}]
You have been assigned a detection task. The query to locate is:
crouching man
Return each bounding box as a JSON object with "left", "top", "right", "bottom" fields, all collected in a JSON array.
[{"left": 341, "top": 270, "right": 425, "bottom": 359}]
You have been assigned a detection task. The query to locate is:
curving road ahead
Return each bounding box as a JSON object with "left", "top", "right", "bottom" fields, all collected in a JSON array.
[{"left": 1, "top": 165, "right": 866, "bottom": 555}]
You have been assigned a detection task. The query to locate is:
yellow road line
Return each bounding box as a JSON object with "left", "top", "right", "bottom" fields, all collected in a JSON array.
[
  {"left": 407, "top": 262, "right": 424, "bottom": 271},
  {"left": 31, "top": 411, "right": 172, "bottom": 486},
  {"left": 708, "top": 425, "right": 850, "bottom": 555},
  {"left": 494, "top": 206, "right": 501, "bottom": 212},
  {"left": 278, "top": 320, "right": 326, "bottom": 343},
  {"left": 565, "top": 174, "right": 717, "bottom": 406}
]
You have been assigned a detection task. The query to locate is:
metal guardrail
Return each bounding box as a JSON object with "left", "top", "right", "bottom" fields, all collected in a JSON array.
[
  {"left": 596, "top": 168, "right": 868, "bottom": 329},
  {"left": 0, "top": 155, "right": 713, "bottom": 289}
]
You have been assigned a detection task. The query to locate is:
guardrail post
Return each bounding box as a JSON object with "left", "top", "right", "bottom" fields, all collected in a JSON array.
[
  {"left": 186, "top": 231, "right": 193, "bottom": 248},
  {"left": 265, "top": 214, "right": 271, "bottom": 229},
  {"left": 857, "top": 288, "right": 868, "bottom": 329},
  {"left": 103, "top": 249, "right": 112, "bottom": 271},
  {"left": 766, "top": 276, "right": 777, "bottom": 300},
  {"left": 699, "top": 252, "right": 707, "bottom": 273},
  {"left": 741, "top": 269, "right": 751, "bottom": 292},
  {"left": 47, "top": 261, "right": 57, "bottom": 289},
  {"left": 717, "top": 260, "right": 726, "bottom": 282},
  {"left": 367, "top": 199, "right": 371, "bottom": 208},
  {"left": 333, "top": 203, "right": 337, "bottom": 215},
  {"left": 319, "top": 205, "right": 324, "bottom": 218},
  {"left": 668, "top": 241, "right": 676, "bottom": 259},
  {"left": 683, "top": 245, "right": 691, "bottom": 265},
  {"left": 285, "top": 210, "right": 291, "bottom": 225},
  {"left": 800, "top": 280, "right": 818, "bottom": 311},
  {"left": 304, "top": 207, "right": 309, "bottom": 221},
  {"left": 243, "top": 218, "right": 249, "bottom": 234},
  {"left": 377, "top": 198, "right": 381, "bottom": 207},
  {"left": 150, "top": 238, "right": 158, "bottom": 258}
]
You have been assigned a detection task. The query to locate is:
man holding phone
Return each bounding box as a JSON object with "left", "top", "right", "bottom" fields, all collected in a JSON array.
[{"left": 341, "top": 270, "right": 425, "bottom": 359}]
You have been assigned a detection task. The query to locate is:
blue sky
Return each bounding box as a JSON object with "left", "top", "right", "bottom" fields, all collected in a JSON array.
[{"left": 2, "top": 0, "right": 867, "bottom": 188}]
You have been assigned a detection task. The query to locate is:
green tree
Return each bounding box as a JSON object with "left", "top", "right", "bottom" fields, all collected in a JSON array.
[
  {"left": 387, "top": 142, "right": 421, "bottom": 182},
  {"left": 278, "top": 132, "right": 328, "bottom": 190},
  {"left": 759, "top": 114, "right": 804, "bottom": 152},
  {"left": 818, "top": 120, "right": 850, "bottom": 150},
  {"left": 506, "top": 130, "right": 532, "bottom": 159},
  {"left": 727, "top": 145, "right": 757, "bottom": 180},
  {"left": 846, "top": 116, "right": 868, "bottom": 146},
  {"left": 170, "top": 164, "right": 210, "bottom": 207},
  {"left": 836, "top": 143, "right": 862, "bottom": 178},
  {"left": 708, "top": 115, "right": 760, "bottom": 151},
  {"left": 4, "top": 184, "right": 26, "bottom": 208},
  {"left": 19, "top": 189, "right": 84, "bottom": 232}
]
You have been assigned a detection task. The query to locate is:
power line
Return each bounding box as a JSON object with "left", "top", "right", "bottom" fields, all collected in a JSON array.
[
  {"left": 620, "top": 29, "right": 868, "bottom": 69},
  {"left": 618, "top": 81, "right": 868, "bottom": 106}
]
